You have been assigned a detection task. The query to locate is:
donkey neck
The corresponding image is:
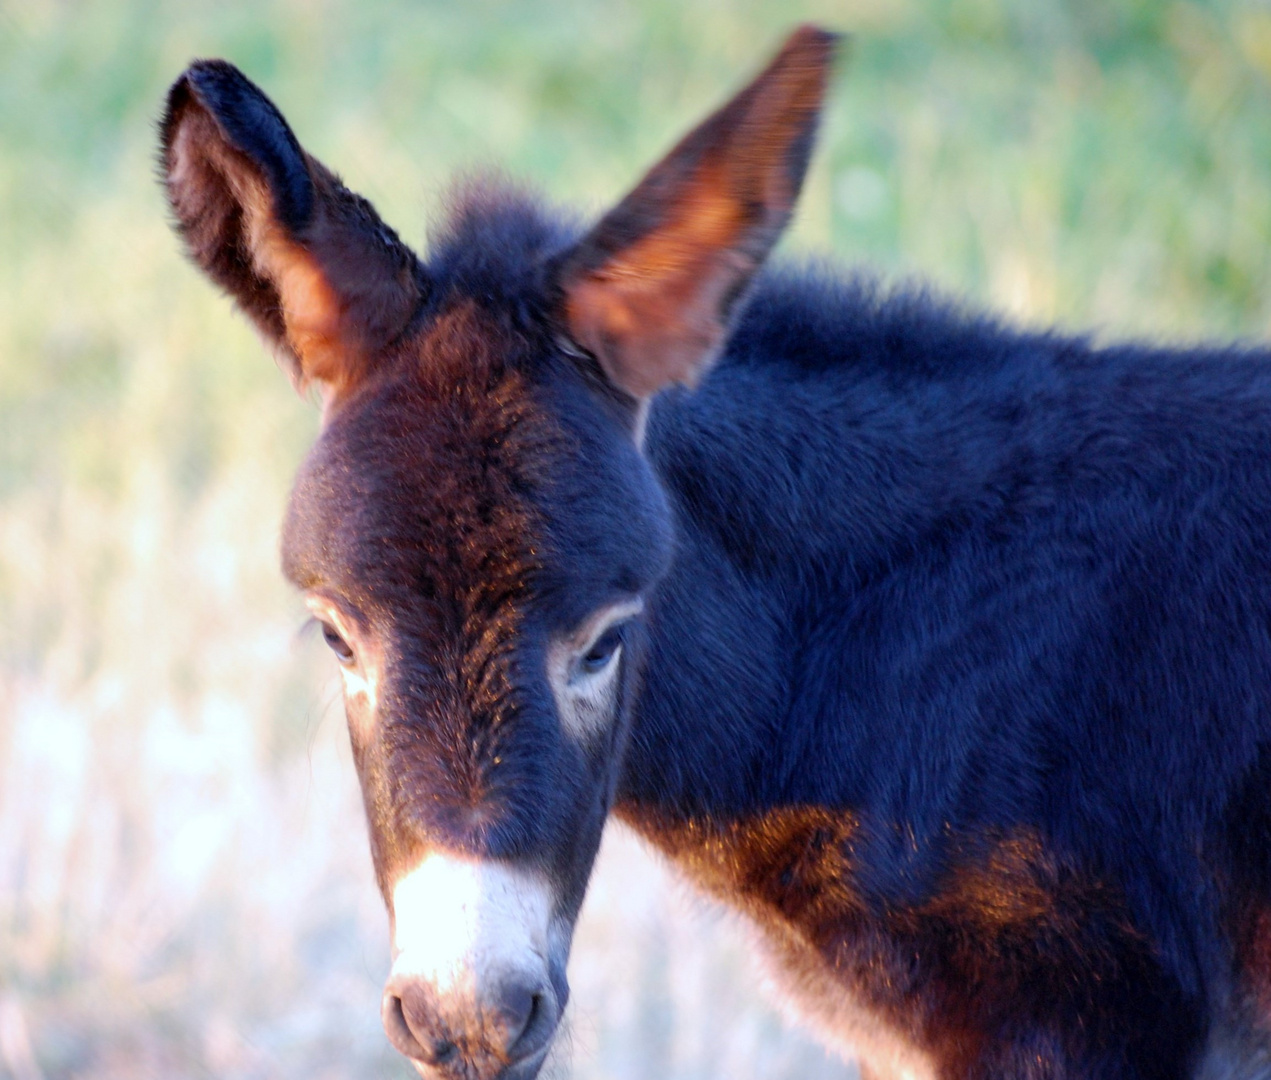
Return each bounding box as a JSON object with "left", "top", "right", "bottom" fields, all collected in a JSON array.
[
  {"left": 611, "top": 266, "right": 1194, "bottom": 845},
  {"left": 613, "top": 274, "right": 1020, "bottom": 823}
]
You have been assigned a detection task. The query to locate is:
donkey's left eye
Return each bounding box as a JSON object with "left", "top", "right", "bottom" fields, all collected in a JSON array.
[
  {"left": 580, "top": 625, "right": 624, "bottom": 675},
  {"left": 321, "top": 622, "right": 355, "bottom": 665}
]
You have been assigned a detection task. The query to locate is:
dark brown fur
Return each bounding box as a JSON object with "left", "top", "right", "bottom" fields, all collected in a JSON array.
[{"left": 161, "top": 27, "right": 1271, "bottom": 1080}]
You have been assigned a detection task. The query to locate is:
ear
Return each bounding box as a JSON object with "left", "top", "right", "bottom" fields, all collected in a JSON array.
[
  {"left": 161, "top": 60, "right": 426, "bottom": 407},
  {"left": 558, "top": 25, "right": 839, "bottom": 400}
]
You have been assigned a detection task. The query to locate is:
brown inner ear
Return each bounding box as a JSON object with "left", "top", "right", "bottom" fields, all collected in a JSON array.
[
  {"left": 253, "top": 216, "right": 351, "bottom": 395},
  {"left": 566, "top": 163, "right": 755, "bottom": 398},
  {"left": 166, "top": 104, "right": 294, "bottom": 355},
  {"left": 560, "top": 25, "right": 838, "bottom": 401},
  {"left": 283, "top": 171, "right": 428, "bottom": 404},
  {"left": 164, "top": 64, "right": 425, "bottom": 410},
  {"left": 169, "top": 106, "right": 352, "bottom": 397}
]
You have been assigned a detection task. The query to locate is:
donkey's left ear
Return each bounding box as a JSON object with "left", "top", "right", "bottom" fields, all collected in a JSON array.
[
  {"left": 161, "top": 60, "right": 426, "bottom": 408},
  {"left": 558, "top": 25, "right": 839, "bottom": 400}
]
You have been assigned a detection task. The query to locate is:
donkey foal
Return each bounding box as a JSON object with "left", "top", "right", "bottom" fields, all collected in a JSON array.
[{"left": 161, "top": 26, "right": 1271, "bottom": 1080}]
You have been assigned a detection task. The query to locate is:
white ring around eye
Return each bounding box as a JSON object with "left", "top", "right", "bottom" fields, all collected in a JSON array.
[
  {"left": 572, "top": 639, "right": 622, "bottom": 685},
  {"left": 305, "top": 594, "right": 381, "bottom": 742},
  {"left": 547, "top": 598, "right": 643, "bottom": 740}
]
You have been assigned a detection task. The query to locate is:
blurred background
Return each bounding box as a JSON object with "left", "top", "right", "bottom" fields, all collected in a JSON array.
[{"left": 2, "top": 0, "right": 1270, "bottom": 1077}]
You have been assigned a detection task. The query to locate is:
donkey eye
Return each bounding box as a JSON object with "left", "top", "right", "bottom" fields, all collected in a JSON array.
[
  {"left": 321, "top": 622, "right": 355, "bottom": 665},
  {"left": 579, "top": 625, "right": 624, "bottom": 675}
]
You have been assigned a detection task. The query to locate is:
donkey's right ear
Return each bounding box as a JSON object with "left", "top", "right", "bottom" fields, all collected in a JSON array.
[{"left": 161, "top": 60, "right": 426, "bottom": 408}]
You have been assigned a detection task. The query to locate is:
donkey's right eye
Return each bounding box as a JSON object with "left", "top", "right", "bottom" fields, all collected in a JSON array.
[{"left": 321, "top": 622, "right": 355, "bottom": 665}]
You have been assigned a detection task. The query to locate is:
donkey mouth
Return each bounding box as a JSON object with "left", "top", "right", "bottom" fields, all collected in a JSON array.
[{"left": 406, "top": 1044, "right": 552, "bottom": 1080}]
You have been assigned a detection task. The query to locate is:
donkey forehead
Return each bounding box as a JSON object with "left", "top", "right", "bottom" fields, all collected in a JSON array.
[
  {"left": 282, "top": 331, "right": 544, "bottom": 603},
  {"left": 280, "top": 305, "right": 673, "bottom": 629}
]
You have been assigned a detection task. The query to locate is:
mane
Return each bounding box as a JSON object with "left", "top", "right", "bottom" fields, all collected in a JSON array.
[
  {"left": 423, "top": 175, "right": 581, "bottom": 320},
  {"left": 422, "top": 174, "right": 1086, "bottom": 391},
  {"left": 733, "top": 262, "right": 1082, "bottom": 385}
]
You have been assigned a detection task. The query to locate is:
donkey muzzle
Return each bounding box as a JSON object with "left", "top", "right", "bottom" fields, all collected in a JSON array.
[
  {"left": 381, "top": 970, "right": 561, "bottom": 1078},
  {"left": 384, "top": 854, "right": 570, "bottom": 1078}
]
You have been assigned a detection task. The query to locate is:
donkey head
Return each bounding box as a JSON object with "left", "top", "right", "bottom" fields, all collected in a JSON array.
[{"left": 161, "top": 27, "right": 835, "bottom": 1079}]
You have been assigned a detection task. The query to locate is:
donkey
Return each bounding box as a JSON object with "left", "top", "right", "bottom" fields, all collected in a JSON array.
[{"left": 161, "top": 25, "right": 1271, "bottom": 1080}]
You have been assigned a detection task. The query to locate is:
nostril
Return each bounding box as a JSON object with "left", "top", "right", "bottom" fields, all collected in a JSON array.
[
  {"left": 382, "top": 981, "right": 461, "bottom": 1069},
  {"left": 492, "top": 982, "right": 535, "bottom": 1055},
  {"left": 501, "top": 984, "right": 559, "bottom": 1063},
  {"left": 381, "top": 990, "right": 427, "bottom": 1061},
  {"left": 382, "top": 974, "right": 560, "bottom": 1069},
  {"left": 519, "top": 993, "right": 545, "bottom": 1052}
]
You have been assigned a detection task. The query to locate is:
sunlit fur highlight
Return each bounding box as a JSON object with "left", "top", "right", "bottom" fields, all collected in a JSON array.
[{"left": 390, "top": 854, "right": 558, "bottom": 997}]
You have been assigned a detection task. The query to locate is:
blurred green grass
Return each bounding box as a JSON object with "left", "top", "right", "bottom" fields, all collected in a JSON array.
[{"left": 0, "top": 0, "right": 1269, "bottom": 1077}]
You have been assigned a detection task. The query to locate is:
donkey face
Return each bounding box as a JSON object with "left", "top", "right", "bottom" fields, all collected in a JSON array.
[
  {"left": 282, "top": 301, "right": 673, "bottom": 1074},
  {"left": 161, "top": 28, "right": 834, "bottom": 1079}
]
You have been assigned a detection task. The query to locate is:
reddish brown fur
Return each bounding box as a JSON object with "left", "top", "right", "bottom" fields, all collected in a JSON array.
[
  {"left": 283, "top": 302, "right": 573, "bottom": 889},
  {"left": 1234, "top": 908, "right": 1271, "bottom": 1029},
  {"left": 636, "top": 806, "right": 1169, "bottom": 1074}
]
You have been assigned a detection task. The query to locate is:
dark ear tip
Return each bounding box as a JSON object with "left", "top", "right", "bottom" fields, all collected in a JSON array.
[
  {"left": 788, "top": 23, "right": 842, "bottom": 47},
  {"left": 160, "top": 57, "right": 315, "bottom": 234},
  {"left": 180, "top": 59, "right": 267, "bottom": 109},
  {"left": 167, "top": 58, "right": 281, "bottom": 132},
  {"left": 784, "top": 24, "right": 846, "bottom": 80},
  {"left": 785, "top": 24, "right": 842, "bottom": 54},
  {"left": 754, "top": 26, "right": 843, "bottom": 115},
  {"left": 161, "top": 59, "right": 252, "bottom": 153},
  {"left": 164, "top": 59, "right": 247, "bottom": 117}
]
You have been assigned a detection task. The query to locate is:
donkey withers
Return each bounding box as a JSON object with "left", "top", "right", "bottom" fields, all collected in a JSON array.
[{"left": 161, "top": 26, "right": 1271, "bottom": 1080}]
